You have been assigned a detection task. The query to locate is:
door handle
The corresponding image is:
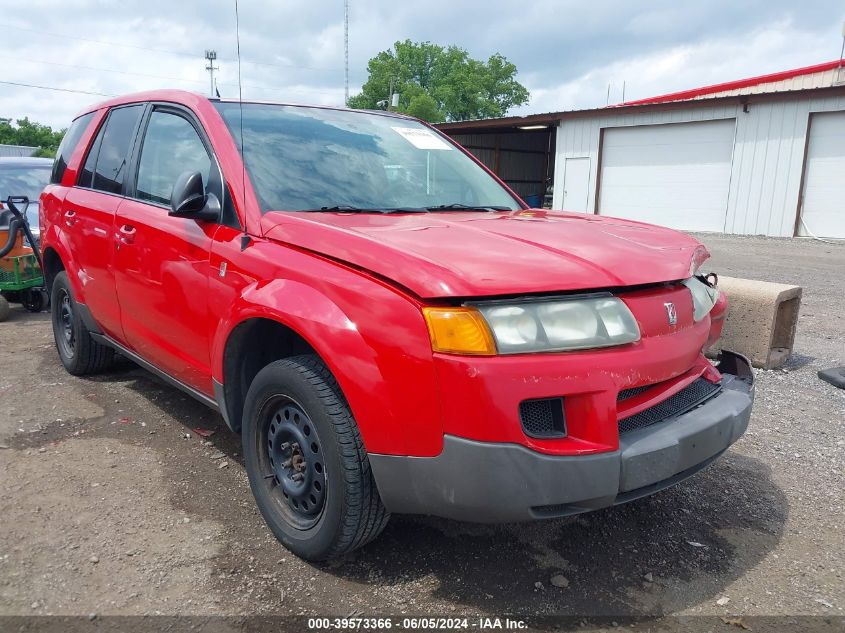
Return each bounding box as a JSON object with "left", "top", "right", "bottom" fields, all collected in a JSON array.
[
  {"left": 64, "top": 209, "right": 77, "bottom": 227},
  {"left": 118, "top": 224, "right": 137, "bottom": 245}
]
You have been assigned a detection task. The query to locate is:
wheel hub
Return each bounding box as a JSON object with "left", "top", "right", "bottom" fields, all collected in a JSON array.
[
  {"left": 266, "top": 402, "right": 326, "bottom": 517},
  {"left": 59, "top": 292, "right": 75, "bottom": 351}
]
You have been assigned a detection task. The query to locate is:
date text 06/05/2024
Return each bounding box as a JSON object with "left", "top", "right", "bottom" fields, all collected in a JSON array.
[{"left": 306, "top": 617, "right": 528, "bottom": 630}]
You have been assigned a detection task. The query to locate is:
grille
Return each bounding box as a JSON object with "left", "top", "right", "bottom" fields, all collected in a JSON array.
[
  {"left": 518, "top": 397, "right": 566, "bottom": 438},
  {"left": 617, "top": 384, "right": 655, "bottom": 401},
  {"left": 618, "top": 378, "right": 721, "bottom": 435}
]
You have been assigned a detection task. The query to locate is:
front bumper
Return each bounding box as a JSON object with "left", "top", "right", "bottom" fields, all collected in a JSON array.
[{"left": 369, "top": 351, "right": 754, "bottom": 523}]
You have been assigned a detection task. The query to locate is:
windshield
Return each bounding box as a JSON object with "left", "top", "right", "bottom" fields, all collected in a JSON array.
[
  {"left": 0, "top": 165, "right": 51, "bottom": 230},
  {"left": 213, "top": 103, "right": 521, "bottom": 213},
  {"left": 0, "top": 165, "right": 51, "bottom": 202}
]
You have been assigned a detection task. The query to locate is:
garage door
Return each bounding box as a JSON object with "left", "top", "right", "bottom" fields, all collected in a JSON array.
[
  {"left": 598, "top": 119, "right": 735, "bottom": 232},
  {"left": 798, "top": 111, "right": 845, "bottom": 239}
]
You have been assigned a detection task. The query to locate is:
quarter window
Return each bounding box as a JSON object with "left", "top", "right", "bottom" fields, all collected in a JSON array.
[
  {"left": 51, "top": 112, "right": 95, "bottom": 185},
  {"left": 136, "top": 111, "right": 211, "bottom": 206}
]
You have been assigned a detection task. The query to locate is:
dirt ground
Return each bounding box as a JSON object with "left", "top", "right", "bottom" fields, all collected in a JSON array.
[{"left": 0, "top": 234, "right": 843, "bottom": 625}]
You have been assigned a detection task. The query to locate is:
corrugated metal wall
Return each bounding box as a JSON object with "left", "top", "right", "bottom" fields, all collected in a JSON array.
[
  {"left": 0, "top": 144, "right": 38, "bottom": 157},
  {"left": 451, "top": 130, "right": 552, "bottom": 200},
  {"left": 554, "top": 93, "right": 845, "bottom": 236}
]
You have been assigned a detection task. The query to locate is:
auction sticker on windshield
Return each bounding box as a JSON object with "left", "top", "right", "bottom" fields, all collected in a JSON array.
[{"left": 392, "top": 126, "right": 453, "bottom": 150}]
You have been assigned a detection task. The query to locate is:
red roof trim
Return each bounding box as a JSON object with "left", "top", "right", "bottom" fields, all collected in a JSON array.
[{"left": 617, "top": 59, "right": 844, "bottom": 106}]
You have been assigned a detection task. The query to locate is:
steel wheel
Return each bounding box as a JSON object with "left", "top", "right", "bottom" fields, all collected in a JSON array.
[
  {"left": 260, "top": 397, "right": 327, "bottom": 529},
  {"left": 56, "top": 289, "right": 75, "bottom": 357},
  {"left": 49, "top": 271, "right": 114, "bottom": 375},
  {"left": 242, "top": 355, "right": 389, "bottom": 560}
]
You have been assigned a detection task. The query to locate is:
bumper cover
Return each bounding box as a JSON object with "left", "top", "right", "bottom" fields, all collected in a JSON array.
[{"left": 369, "top": 351, "right": 754, "bottom": 523}]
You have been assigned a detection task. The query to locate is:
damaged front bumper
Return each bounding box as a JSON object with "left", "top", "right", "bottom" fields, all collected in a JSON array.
[{"left": 369, "top": 351, "right": 754, "bottom": 522}]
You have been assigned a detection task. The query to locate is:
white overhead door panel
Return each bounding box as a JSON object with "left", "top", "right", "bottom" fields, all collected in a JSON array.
[
  {"left": 799, "top": 111, "right": 845, "bottom": 239},
  {"left": 598, "top": 119, "right": 735, "bottom": 232}
]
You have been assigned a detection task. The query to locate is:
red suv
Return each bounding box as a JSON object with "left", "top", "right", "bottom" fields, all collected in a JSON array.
[{"left": 41, "top": 90, "right": 753, "bottom": 560}]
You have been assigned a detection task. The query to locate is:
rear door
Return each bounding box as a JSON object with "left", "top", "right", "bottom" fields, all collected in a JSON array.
[
  {"left": 114, "top": 105, "right": 221, "bottom": 393},
  {"left": 62, "top": 104, "right": 144, "bottom": 340}
]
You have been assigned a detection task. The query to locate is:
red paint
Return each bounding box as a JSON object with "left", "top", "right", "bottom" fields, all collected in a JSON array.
[
  {"left": 618, "top": 59, "right": 844, "bottom": 107},
  {"left": 261, "top": 209, "right": 705, "bottom": 298},
  {"left": 42, "top": 90, "right": 727, "bottom": 459}
]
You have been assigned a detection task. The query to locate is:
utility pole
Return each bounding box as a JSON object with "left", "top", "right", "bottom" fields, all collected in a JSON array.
[
  {"left": 344, "top": 0, "right": 349, "bottom": 105},
  {"left": 205, "top": 50, "right": 218, "bottom": 97}
]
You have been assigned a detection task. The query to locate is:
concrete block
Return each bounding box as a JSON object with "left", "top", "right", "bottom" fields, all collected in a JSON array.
[{"left": 710, "top": 276, "right": 802, "bottom": 370}]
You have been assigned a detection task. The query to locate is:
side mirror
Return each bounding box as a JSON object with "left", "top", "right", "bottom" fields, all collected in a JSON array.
[{"left": 169, "top": 171, "right": 220, "bottom": 221}]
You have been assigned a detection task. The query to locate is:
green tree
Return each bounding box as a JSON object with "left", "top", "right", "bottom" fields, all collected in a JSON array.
[
  {"left": 347, "top": 40, "right": 529, "bottom": 123},
  {"left": 0, "top": 117, "right": 65, "bottom": 156}
]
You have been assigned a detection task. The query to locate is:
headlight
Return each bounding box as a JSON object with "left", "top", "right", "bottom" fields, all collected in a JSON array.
[
  {"left": 476, "top": 296, "right": 640, "bottom": 354},
  {"left": 683, "top": 276, "right": 720, "bottom": 321}
]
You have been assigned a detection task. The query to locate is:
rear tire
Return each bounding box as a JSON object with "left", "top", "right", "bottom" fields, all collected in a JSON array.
[
  {"left": 0, "top": 295, "right": 9, "bottom": 322},
  {"left": 242, "top": 355, "right": 389, "bottom": 560},
  {"left": 50, "top": 271, "right": 114, "bottom": 375}
]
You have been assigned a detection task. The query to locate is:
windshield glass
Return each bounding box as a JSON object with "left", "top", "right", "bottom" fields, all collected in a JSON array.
[
  {"left": 0, "top": 165, "right": 51, "bottom": 230},
  {"left": 0, "top": 165, "right": 51, "bottom": 202},
  {"left": 213, "top": 103, "right": 521, "bottom": 213}
]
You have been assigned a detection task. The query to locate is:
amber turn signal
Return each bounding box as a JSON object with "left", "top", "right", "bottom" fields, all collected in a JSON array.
[{"left": 422, "top": 307, "right": 497, "bottom": 355}]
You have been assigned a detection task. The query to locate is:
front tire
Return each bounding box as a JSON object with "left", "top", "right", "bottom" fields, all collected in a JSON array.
[
  {"left": 50, "top": 271, "right": 114, "bottom": 375},
  {"left": 242, "top": 355, "right": 389, "bottom": 560}
]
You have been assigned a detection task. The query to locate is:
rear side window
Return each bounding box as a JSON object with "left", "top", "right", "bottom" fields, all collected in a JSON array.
[
  {"left": 136, "top": 110, "right": 211, "bottom": 205},
  {"left": 50, "top": 112, "right": 95, "bottom": 184},
  {"left": 78, "top": 104, "right": 144, "bottom": 194}
]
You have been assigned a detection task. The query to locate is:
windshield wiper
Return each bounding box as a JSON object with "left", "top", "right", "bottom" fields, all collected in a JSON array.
[
  {"left": 308, "top": 205, "right": 429, "bottom": 214},
  {"left": 425, "top": 203, "right": 512, "bottom": 212}
]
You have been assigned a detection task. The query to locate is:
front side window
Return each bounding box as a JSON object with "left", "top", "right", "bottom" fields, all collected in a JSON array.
[
  {"left": 213, "top": 103, "right": 521, "bottom": 213},
  {"left": 80, "top": 104, "right": 143, "bottom": 194},
  {"left": 136, "top": 111, "right": 211, "bottom": 206}
]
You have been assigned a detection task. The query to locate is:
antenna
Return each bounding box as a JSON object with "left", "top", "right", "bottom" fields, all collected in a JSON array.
[
  {"left": 234, "top": 0, "right": 249, "bottom": 247},
  {"left": 344, "top": 0, "right": 350, "bottom": 105},
  {"left": 834, "top": 20, "right": 845, "bottom": 86}
]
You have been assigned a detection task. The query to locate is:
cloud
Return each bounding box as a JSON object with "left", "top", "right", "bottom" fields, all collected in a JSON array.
[
  {"left": 523, "top": 16, "right": 844, "bottom": 113},
  {"left": 0, "top": 0, "right": 841, "bottom": 128}
]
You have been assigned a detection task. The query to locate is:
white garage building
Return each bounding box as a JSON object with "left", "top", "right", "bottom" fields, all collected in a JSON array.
[{"left": 438, "top": 60, "right": 845, "bottom": 239}]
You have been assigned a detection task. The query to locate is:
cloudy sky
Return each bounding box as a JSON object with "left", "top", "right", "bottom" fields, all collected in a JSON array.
[{"left": 1, "top": 0, "right": 843, "bottom": 128}]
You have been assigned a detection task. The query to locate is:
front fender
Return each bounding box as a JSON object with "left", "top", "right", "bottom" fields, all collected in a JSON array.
[{"left": 212, "top": 276, "right": 443, "bottom": 456}]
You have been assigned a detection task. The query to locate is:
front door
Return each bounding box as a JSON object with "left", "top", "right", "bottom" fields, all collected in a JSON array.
[{"left": 114, "top": 106, "right": 221, "bottom": 393}]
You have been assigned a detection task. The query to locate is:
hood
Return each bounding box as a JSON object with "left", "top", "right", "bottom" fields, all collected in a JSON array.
[{"left": 261, "top": 209, "right": 704, "bottom": 298}]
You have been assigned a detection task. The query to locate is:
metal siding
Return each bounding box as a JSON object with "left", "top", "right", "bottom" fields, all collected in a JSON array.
[
  {"left": 555, "top": 93, "right": 845, "bottom": 236},
  {"left": 0, "top": 144, "right": 39, "bottom": 157}
]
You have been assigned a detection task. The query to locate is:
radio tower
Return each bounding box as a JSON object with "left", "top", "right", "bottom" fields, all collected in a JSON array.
[
  {"left": 205, "top": 50, "right": 218, "bottom": 97},
  {"left": 344, "top": 0, "right": 349, "bottom": 105}
]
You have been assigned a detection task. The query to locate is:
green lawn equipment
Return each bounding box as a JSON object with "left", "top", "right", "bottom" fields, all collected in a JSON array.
[{"left": 0, "top": 196, "right": 48, "bottom": 321}]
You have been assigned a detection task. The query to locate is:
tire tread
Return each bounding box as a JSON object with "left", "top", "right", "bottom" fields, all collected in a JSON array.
[
  {"left": 244, "top": 354, "right": 389, "bottom": 560},
  {"left": 51, "top": 271, "right": 114, "bottom": 376}
]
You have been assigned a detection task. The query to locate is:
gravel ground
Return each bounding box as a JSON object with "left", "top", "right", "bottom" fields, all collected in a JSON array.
[{"left": 0, "top": 234, "right": 842, "bottom": 626}]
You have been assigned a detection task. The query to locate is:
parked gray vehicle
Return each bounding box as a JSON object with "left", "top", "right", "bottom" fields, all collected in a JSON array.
[{"left": 0, "top": 157, "right": 53, "bottom": 248}]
